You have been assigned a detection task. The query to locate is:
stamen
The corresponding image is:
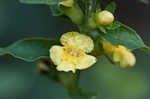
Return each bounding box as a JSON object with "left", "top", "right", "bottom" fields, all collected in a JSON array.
[{"left": 62, "top": 46, "right": 84, "bottom": 64}]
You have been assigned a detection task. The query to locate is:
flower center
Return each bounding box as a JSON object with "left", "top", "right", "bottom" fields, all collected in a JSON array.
[{"left": 62, "top": 46, "right": 84, "bottom": 64}]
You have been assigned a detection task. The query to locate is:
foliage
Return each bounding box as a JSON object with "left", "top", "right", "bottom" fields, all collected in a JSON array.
[
  {"left": 0, "top": 0, "right": 149, "bottom": 62},
  {"left": 0, "top": 38, "right": 59, "bottom": 62},
  {"left": 0, "top": 0, "right": 150, "bottom": 99}
]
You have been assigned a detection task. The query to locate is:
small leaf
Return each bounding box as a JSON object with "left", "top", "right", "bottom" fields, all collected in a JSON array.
[
  {"left": 19, "top": 0, "right": 64, "bottom": 5},
  {"left": 0, "top": 38, "right": 59, "bottom": 62},
  {"left": 105, "top": 2, "right": 116, "bottom": 13},
  {"left": 49, "top": 5, "right": 69, "bottom": 19},
  {"left": 96, "top": 4, "right": 102, "bottom": 13},
  {"left": 49, "top": 5, "right": 64, "bottom": 16},
  {"left": 101, "top": 22, "right": 147, "bottom": 50},
  {"left": 140, "top": 46, "right": 150, "bottom": 53},
  {"left": 106, "top": 21, "right": 121, "bottom": 30},
  {"left": 99, "top": 26, "right": 107, "bottom": 34}
]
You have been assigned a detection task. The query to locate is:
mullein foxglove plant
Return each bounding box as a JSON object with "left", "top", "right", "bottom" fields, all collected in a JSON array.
[{"left": 0, "top": 0, "right": 150, "bottom": 99}]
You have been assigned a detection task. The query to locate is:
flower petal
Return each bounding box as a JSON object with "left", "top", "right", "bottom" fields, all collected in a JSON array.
[
  {"left": 57, "top": 61, "right": 76, "bottom": 73},
  {"left": 49, "top": 45, "right": 63, "bottom": 65},
  {"left": 103, "top": 41, "right": 115, "bottom": 53},
  {"left": 60, "top": 32, "right": 94, "bottom": 53},
  {"left": 113, "top": 49, "right": 121, "bottom": 62},
  {"left": 76, "top": 55, "right": 97, "bottom": 70},
  {"left": 113, "top": 45, "right": 127, "bottom": 62},
  {"left": 113, "top": 45, "right": 136, "bottom": 67},
  {"left": 120, "top": 51, "right": 136, "bottom": 67}
]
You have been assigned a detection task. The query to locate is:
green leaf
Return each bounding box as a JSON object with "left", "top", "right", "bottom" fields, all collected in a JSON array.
[
  {"left": 105, "top": 2, "right": 116, "bottom": 13},
  {"left": 101, "top": 22, "right": 148, "bottom": 50},
  {"left": 49, "top": 5, "right": 69, "bottom": 19},
  {"left": 106, "top": 21, "right": 121, "bottom": 30},
  {"left": 19, "top": 0, "right": 64, "bottom": 5},
  {"left": 50, "top": 5, "right": 64, "bottom": 16},
  {"left": 96, "top": 4, "right": 102, "bottom": 13},
  {"left": 99, "top": 26, "right": 107, "bottom": 34},
  {"left": 140, "top": 46, "right": 150, "bottom": 53},
  {"left": 88, "top": 31, "right": 100, "bottom": 41},
  {"left": 0, "top": 38, "right": 59, "bottom": 62}
]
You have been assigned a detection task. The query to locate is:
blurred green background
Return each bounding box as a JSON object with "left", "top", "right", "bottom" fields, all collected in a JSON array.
[{"left": 0, "top": 0, "right": 150, "bottom": 99}]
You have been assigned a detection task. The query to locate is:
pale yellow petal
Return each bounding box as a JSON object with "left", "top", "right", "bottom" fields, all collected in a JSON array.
[
  {"left": 120, "top": 51, "right": 136, "bottom": 67},
  {"left": 49, "top": 45, "right": 63, "bottom": 65},
  {"left": 103, "top": 41, "right": 115, "bottom": 53},
  {"left": 76, "top": 55, "right": 97, "bottom": 70},
  {"left": 113, "top": 49, "right": 121, "bottom": 62},
  {"left": 60, "top": 32, "right": 94, "bottom": 53},
  {"left": 56, "top": 61, "right": 76, "bottom": 73},
  {"left": 118, "top": 45, "right": 127, "bottom": 50},
  {"left": 113, "top": 45, "right": 127, "bottom": 62}
]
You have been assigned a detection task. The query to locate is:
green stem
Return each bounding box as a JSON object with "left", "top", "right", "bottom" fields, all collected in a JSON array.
[
  {"left": 60, "top": 3, "right": 84, "bottom": 26},
  {"left": 84, "top": 0, "right": 90, "bottom": 16}
]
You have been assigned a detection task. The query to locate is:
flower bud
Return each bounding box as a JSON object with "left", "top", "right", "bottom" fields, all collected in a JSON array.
[
  {"left": 113, "top": 45, "right": 136, "bottom": 67},
  {"left": 58, "top": 0, "right": 74, "bottom": 7},
  {"left": 38, "top": 62, "right": 49, "bottom": 73},
  {"left": 96, "top": 10, "right": 114, "bottom": 25},
  {"left": 58, "top": 0, "right": 84, "bottom": 25}
]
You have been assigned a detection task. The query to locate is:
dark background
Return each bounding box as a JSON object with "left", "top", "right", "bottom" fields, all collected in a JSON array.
[{"left": 0, "top": 0, "right": 150, "bottom": 99}]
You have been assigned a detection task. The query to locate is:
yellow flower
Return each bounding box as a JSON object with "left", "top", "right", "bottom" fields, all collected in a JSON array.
[
  {"left": 103, "top": 41, "right": 115, "bottom": 53},
  {"left": 113, "top": 45, "right": 136, "bottom": 68},
  {"left": 58, "top": 0, "right": 74, "bottom": 7},
  {"left": 103, "top": 41, "right": 136, "bottom": 67},
  {"left": 96, "top": 10, "right": 114, "bottom": 25},
  {"left": 50, "top": 32, "right": 97, "bottom": 73}
]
